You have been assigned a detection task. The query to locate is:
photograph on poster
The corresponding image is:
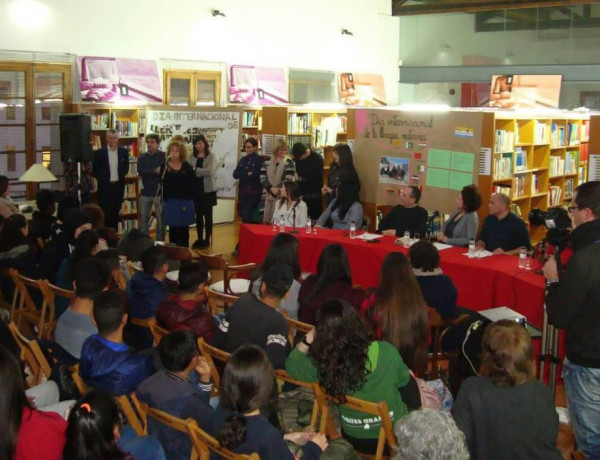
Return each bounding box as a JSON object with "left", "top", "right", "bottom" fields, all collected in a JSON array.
[{"left": 379, "top": 156, "right": 409, "bottom": 185}]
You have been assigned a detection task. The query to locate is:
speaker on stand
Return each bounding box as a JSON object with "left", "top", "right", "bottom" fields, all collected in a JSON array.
[{"left": 60, "top": 114, "right": 93, "bottom": 203}]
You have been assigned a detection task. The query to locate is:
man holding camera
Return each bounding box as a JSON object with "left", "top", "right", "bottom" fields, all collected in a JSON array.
[{"left": 544, "top": 180, "right": 600, "bottom": 458}]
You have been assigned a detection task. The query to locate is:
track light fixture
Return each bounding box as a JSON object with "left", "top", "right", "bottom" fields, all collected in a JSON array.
[
  {"left": 341, "top": 28, "right": 353, "bottom": 36},
  {"left": 212, "top": 9, "right": 226, "bottom": 17}
]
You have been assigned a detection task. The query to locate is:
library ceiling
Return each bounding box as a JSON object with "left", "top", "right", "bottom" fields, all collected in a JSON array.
[{"left": 393, "top": 0, "right": 600, "bottom": 16}]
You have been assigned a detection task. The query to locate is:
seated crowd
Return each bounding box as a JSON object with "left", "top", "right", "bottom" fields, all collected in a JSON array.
[{"left": 0, "top": 169, "right": 567, "bottom": 460}]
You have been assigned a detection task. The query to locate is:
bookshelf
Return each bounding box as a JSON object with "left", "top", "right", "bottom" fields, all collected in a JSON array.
[
  {"left": 481, "top": 112, "right": 590, "bottom": 244},
  {"left": 240, "top": 107, "right": 262, "bottom": 152},
  {"left": 72, "top": 103, "right": 143, "bottom": 233}
]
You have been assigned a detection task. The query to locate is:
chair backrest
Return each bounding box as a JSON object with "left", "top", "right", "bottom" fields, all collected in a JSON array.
[
  {"left": 143, "top": 406, "right": 202, "bottom": 460},
  {"left": 8, "top": 321, "right": 52, "bottom": 386},
  {"left": 197, "top": 337, "right": 230, "bottom": 395},
  {"left": 115, "top": 393, "right": 147, "bottom": 436},
  {"left": 126, "top": 260, "right": 139, "bottom": 277},
  {"left": 187, "top": 419, "right": 258, "bottom": 460},
  {"left": 71, "top": 363, "right": 91, "bottom": 395},
  {"left": 2, "top": 268, "right": 19, "bottom": 319},
  {"left": 13, "top": 273, "right": 55, "bottom": 340},
  {"left": 198, "top": 253, "right": 255, "bottom": 295},
  {"left": 274, "top": 369, "right": 320, "bottom": 429},
  {"left": 283, "top": 315, "right": 313, "bottom": 347},
  {"left": 157, "top": 244, "right": 193, "bottom": 261},
  {"left": 38, "top": 280, "right": 73, "bottom": 338},
  {"left": 148, "top": 318, "right": 169, "bottom": 345},
  {"left": 204, "top": 287, "right": 239, "bottom": 315},
  {"left": 312, "top": 383, "right": 397, "bottom": 460}
]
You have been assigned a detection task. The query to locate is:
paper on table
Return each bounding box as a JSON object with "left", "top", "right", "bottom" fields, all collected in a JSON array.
[
  {"left": 463, "top": 249, "right": 493, "bottom": 258},
  {"left": 433, "top": 242, "right": 453, "bottom": 251},
  {"left": 356, "top": 232, "right": 383, "bottom": 241}
]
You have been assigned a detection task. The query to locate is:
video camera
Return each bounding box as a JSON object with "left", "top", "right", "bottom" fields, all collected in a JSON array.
[{"left": 529, "top": 207, "right": 571, "bottom": 250}]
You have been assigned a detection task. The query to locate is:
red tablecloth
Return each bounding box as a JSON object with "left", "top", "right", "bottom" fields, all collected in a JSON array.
[{"left": 239, "top": 224, "right": 547, "bottom": 328}]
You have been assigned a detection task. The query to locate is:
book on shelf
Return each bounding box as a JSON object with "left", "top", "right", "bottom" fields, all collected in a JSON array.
[
  {"left": 581, "top": 120, "right": 590, "bottom": 142},
  {"left": 493, "top": 152, "right": 512, "bottom": 180},
  {"left": 549, "top": 156, "right": 565, "bottom": 177},
  {"left": 494, "top": 129, "right": 515, "bottom": 152},
  {"left": 580, "top": 143, "right": 589, "bottom": 162},
  {"left": 548, "top": 185, "right": 562, "bottom": 206},
  {"left": 288, "top": 113, "right": 311, "bottom": 133},
  {"left": 114, "top": 120, "right": 138, "bottom": 137},
  {"left": 121, "top": 200, "right": 138, "bottom": 214},
  {"left": 126, "top": 162, "right": 138, "bottom": 177},
  {"left": 91, "top": 113, "right": 109, "bottom": 129},
  {"left": 493, "top": 184, "right": 512, "bottom": 196},
  {"left": 515, "top": 147, "right": 527, "bottom": 171},
  {"left": 565, "top": 178, "right": 575, "bottom": 199},
  {"left": 512, "top": 176, "right": 526, "bottom": 198},
  {"left": 243, "top": 111, "right": 259, "bottom": 127},
  {"left": 313, "top": 116, "right": 342, "bottom": 147},
  {"left": 567, "top": 123, "right": 580, "bottom": 146},
  {"left": 91, "top": 134, "right": 103, "bottom": 150},
  {"left": 550, "top": 123, "right": 565, "bottom": 147},
  {"left": 118, "top": 219, "right": 138, "bottom": 234},
  {"left": 534, "top": 121, "right": 549, "bottom": 144},
  {"left": 565, "top": 151, "right": 578, "bottom": 174},
  {"left": 579, "top": 165, "right": 587, "bottom": 183},
  {"left": 509, "top": 203, "right": 522, "bottom": 218},
  {"left": 531, "top": 174, "right": 540, "bottom": 195},
  {"left": 124, "top": 183, "right": 137, "bottom": 198}
]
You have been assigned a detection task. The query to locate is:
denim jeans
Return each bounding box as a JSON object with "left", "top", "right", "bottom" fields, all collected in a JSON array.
[
  {"left": 118, "top": 425, "right": 166, "bottom": 460},
  {"left": 140, "top": 195, "right": 164, "bottom": 241},
  {"left": 563, "top": 358, "right": 600, "bottom": 458}
]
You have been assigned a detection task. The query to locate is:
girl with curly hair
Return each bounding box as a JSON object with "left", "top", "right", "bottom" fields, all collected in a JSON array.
[{"left": 286, "top": 299, "right": 411, "bottom": 454}]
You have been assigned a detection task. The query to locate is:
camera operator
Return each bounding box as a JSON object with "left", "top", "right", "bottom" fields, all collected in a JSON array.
[{"left": 543, "top": 180, "right": 600, "bottom": 458}]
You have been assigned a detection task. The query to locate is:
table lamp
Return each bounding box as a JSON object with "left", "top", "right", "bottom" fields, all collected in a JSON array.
[{"left": 19, "top": 163, "right": 58, "bottom": 197}]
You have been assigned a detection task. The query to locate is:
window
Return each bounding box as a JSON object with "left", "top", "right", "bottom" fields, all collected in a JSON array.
[
  {"left": 289, "top": 69, "right": 337, "bottom": 104},
  {"left": 164, "top": 70, "right": 221, "bottom": 107}
]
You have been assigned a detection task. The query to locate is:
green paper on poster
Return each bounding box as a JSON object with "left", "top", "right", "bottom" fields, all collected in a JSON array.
[
  {"left": 449, "top": 171, "right": 473, "bottom": 190},
  {"left": 428, "top": 149, "right": 451, "bottom": 169},
  {"left": 450, "top": 151, "right": 474, "bottom": 172},
  {"left": 426, "top": 168, "right": 450, "bottom": 189}
]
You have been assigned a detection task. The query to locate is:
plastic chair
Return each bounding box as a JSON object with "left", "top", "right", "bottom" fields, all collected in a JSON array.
[{"left": 187, "top": 419, "right": 259, "bottom": 460}]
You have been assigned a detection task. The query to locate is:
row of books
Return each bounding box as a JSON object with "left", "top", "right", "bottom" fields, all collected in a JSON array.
[
  {"left": 288, "top": 113, "right": 312, "bottom": 134},
  {"left": 124, "top": 183, "right": 137, "bottom": 198},
  {"left": 114, "top": 120, "right": 138, "bottom": 137},
  {"left": 515, "top": 147, "right": 527, "bottom": 171},
  {"left": 512, "top": 176, "right": 527, "bottom": 198},
  {"left": 121, "top": 199, "right": 138, "bottom": 214},
  {"left": 548, "top": 186, "right": 562, "bottom": 206},
  {"left": 288, "top": 135, "right": 311, "bottom": 150},
  {"left": 91, "top": 113, "right": 110, "bottom": 129},
  {"left": 534, "top": 121, "right": 549, "bottom": 144},
  {"left": 117, "top": 219, "right": 138, "bottom": 234},
  {"left": 531, "top": 174, "right": 541, "bottom": 195},
  {"left": 550, "top": 124, "right": 565, "bottom": 147},
  {"left": 242, "top": 111, "right": 260, "bottom": 128},
  {"left": 493, "top": 153, "right": 512, "bottom": 180},
  {"left": 549, "top": 156, "right": 565, "bottom": 177},
  {"left": 510, "top": 203, "right": 522, "bottom": 218},
  {"left": 492, "top": 184, "right": 511, "bottom": 195},
  {"left": 565, "top": 151, "right": 578, "bottom": 174},
  {"left": 494, "top": 129, "right": 515, "bottom": 153},
  {"left": 566, "top": 123, "right": 580, "bottom": 146}
]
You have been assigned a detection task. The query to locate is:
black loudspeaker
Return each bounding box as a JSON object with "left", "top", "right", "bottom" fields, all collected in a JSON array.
[{"left": 60, "top": 113, "right": 93, "bottom": 162}]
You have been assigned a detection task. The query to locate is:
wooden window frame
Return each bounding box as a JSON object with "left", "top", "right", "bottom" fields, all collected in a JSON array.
[{"left": 163, "top": 69, "right": 221, "bottom": 107}]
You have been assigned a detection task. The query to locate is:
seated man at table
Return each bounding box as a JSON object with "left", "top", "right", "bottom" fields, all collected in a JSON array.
[
  {"left": 378, "top": 185, "right": 428, "bottom": 237},
  {"left": 212, "top": 263, "right": 292, "bottom": 369},
  {"left": 477, "top": 193, "right": 531, "bottom": 255}
]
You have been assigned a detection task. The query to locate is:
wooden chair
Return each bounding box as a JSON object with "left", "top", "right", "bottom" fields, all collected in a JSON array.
[
  {"left": 427, "top": 307, "right": 469, "bottom": 379},
  {"left": 116, "top": 393, "right": 147, "bottom": 436},
  {"left": 187, "top": 419, "right": 259, "bottom": 460},
  {"left": 197, "top": 337, "right": 230, "bottom": 395},
  {"left": 197, "top": 253, "right": 255, "bottom": 296},
  {"left": 38, "top": 280, "right": 74, "bottom": 338},
  {"left": 11, "top": 270, "right": 55, "bottom": 339},
  {"left": 8, "top": 321, "right": 52, "bottom": 386},
  {"left": 204, "top": 287, "right": 239, "bottom": 315},
  {"left": 275, "top": 369, "right": 320, "bottom": 429},
  {"left": 142, "top": 405, "right": 202, "bottom": 460},
  {"left": 312, "top": 383, "right": 397, "bottom": 460},
  {"left": 157, "top": 244, "right": 195, "bottom": 261},
  {"left": 283, "top": 315, "right": 313, "bottom": 348},
  {"left": 71, "top": 363, "right": 91, "bottom": 395},
  {"left": 126, "top": 260, "right": 140, "bottom": 277},
  {"left": 0, "top": 268, "right": 15, "bottom": 313},
  {"left": 148, "top": 318, "right": 169, "bottom": 345}
]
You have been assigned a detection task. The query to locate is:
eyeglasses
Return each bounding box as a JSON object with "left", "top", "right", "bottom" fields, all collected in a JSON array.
[{"left": 567, "top": 205, "right": 579, "bottom": 213}]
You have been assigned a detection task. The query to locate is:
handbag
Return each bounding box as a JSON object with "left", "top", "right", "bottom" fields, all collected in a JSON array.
[{"left": 163, "top": 198, "right": 195, "bottom": 227}]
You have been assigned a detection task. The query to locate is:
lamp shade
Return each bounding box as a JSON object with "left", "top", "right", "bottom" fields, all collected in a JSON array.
[{"left": 19, "top": 163, "right": 58, "bottom": 182}]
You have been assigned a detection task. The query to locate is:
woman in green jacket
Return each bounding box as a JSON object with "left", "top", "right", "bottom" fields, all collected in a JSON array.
[{"left": 285, "top": 299, "right": 411, "bottom": 454}]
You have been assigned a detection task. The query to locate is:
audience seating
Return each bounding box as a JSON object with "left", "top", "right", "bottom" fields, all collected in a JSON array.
[
  {"left": 38, "top": 281, "right": 74, "bottom": 333},
  {"left": 116, "top": 392, "right": 147, "bottom": 436},
  {"left": 197, "top": 337, "right": 230, "bottom": 396},
  {"left": 147, "top": 317, "right": 169, "bottom": 345},
  {"left": 126, "top": 260, "right": 140, "bottom": 277},
  {"left": 157, "top": 244, "right": 195, "bottom": 261},
  {"left": 204, "top": 287, "right": 239, "bottom": 315},
  {"left": 197, "top": 253, "right": 255, "bottom": 296},
  {"left": 187, "top": 418, "right": 259, "bottom": 460},
  {"left": 312, "top": 383, "right": 397, "bottom": 460},
  {"left": 275, "top": 369, "right": 320, "bottom": 429},
  {"left": 282, "top": 314, "right": 313, "bottom": 347},
  {"left": 0, "top": 268, "right": 15, "bottom": 312},
  {"left": 9, "top": 269, "right": 55, "bottom": 339},
  {"left": 71, "top": 363, "right": 91, "bottom": 395},
  {"left": 8, "top": 321, "right": 52, "bottom": 386},
  {"left": 427, "top": 307, "right": 469, "bottom": 380}
]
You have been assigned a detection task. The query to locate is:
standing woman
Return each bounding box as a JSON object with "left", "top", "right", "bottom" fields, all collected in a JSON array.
[
  {"left": 271, "top": 181, "right": 307, "bottom": 228},
  {"left": 162, "top": 141, "right": 196, "bottom": 248},
  {"left": 189, "top": 135, "right": 223, "bottom": 249},
  {"left": 261, "top": 139, "right": 296, "bottom": 224},
  {"left": 233, "top": 138, "right": 264, "bottom": 224},
  {"left": 437, "top": 184, "right": 482, "bottom": 246}
]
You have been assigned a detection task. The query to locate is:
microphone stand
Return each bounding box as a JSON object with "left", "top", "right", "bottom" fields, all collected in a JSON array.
[{"left": 288, "top": 201, "right": 299, "bottom": 234}]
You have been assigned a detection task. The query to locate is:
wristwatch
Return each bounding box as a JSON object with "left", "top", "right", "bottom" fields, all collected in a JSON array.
[{"left": 300, "top": 337, "right": 312, "bottom": 348}]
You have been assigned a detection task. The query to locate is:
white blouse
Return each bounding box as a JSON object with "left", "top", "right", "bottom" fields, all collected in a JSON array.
[{"left": 271, "top": 200, "right": 308, "bottom": 228}]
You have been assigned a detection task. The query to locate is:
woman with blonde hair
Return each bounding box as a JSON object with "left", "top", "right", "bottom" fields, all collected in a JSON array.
[
  {"left": 260, "top": 139, "right": 296, "bottom": 224},
  {"left": 162, "top": 141, "right": 196, "bottom": 247},
  {"left": 271, "top": 181, "right": 307, "bottom": 228},
  {"left": 452, "top": 320, "right": 561, "bottom": 460}
]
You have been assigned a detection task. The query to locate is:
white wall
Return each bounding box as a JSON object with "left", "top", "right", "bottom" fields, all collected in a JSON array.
[{"left": 0, "top": 0, "right": 400, "bottom": 103}]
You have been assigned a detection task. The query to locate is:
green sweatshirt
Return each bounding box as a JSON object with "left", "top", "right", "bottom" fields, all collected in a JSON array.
[{"left": 285, "top": 341, "right": 410, "bottom": 439}]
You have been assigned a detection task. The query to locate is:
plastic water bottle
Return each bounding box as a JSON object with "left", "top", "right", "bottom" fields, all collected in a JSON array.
[
  {"left": 279, "top": 218, "right": 285, "bottom": 233},
  {"left": 305, "top": 219, "right": 312, "bottom": 234},
  {"left": 403, "top": 231, "right": 410, "bottom": 248},
  {"left": 349, "top": 221, "right": 356, "bottom": 239},
  {"left": 468, "top": 239, "right": 476, "bottom": 257},
  {"left": 518, "top": 247, "right": 527, "bottom": 269}
]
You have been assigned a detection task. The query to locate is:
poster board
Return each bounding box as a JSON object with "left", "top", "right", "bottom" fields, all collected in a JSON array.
[
  {"left": 354, "top": 109, "right": 485, "bottom": 213},
  {"left": 488, "top": 75, "right": 561, "bottom": 109}
]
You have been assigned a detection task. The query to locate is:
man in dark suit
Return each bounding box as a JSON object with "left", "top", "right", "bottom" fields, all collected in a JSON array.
[{"left": 92, "top": 128, "right": 129, "bottom": 230}]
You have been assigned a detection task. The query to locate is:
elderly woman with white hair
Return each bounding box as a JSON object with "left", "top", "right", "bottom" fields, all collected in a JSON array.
[{"left": 393, "top": 409, "right": 469, "bottom": 460}]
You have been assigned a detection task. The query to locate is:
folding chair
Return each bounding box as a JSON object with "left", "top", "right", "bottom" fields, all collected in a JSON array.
[
  {"left": 115, "top": 392, "right": 147, "bottom": 436},
  {"left": 197, "top": 337, "right": 230, "bottom": 395},
  {"left": 187, "top": 419, "right": 259, "bottom": 460},
  {"left": 11, "top": 271, "right": 55, "bottom": 339},
  {"left": 8, "top": 321, "right": 52, "bottom": 386},
  {"left": 275, "top": 369, "right": 320, "bottom": 430},
  {"left": 204, "top": 287, "right": 239, "bottom": 315},
  {"left": 142, "top": 405, "right": 202, "bottom": 460},
  {"left": 71, "top": 363, "right": 91, "bottom": 395},
  {"left": 312, "top": 383, "right": 397, "bottom": 460},
  {"left": 197, "top": 253, "right": 255, "bottom": 296},
  {"left": 427, "top": 307, "right": 469, "bottom": 379},
  {"left": 148, "top": 318, "right": 169, "bottom": 345},
  {"left": 283, "top": 314, "right": 313, "bottom": 347}
]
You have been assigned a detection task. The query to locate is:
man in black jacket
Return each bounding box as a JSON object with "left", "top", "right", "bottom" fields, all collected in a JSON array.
[
  {"left": 92, "top": 128, "right": 129, "bottom": 230},
  {"left": 544, "top": 180, "right": 600, "bottom": 459}
]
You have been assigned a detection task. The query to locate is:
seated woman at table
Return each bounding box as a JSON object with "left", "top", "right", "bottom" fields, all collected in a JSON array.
[
  {"left": 437, "top": 184, "right": 481, "bottom": 246},
  {"left": 286, "top": 299, "right": 411, "bottom": 454},
  {"left": 452, "top": 320, "right": 562, "bottom": 460},
  {"left": 298, "top": 244, "right": 364, "bottom": 324},
  {"left": 250, "top": 233, "right": 302, "bottom": 319},
  {"left": 317, "top": 182, "right": 363, "bottom": 230},
  {"left": 271, "top": 181, "right": 308, "bottom": 228},
  {"left": 361, "top": 252, "right": 428, "bottom": 378}
]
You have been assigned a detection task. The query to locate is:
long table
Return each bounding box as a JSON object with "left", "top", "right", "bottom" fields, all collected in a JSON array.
[{"left": 238, "top": 224, "right": 547, "bottom": 328}]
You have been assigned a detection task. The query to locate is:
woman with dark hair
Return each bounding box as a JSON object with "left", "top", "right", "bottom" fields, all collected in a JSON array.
[
  {"left": 437, "top": 184, "right": 482, "bottom": 246},
  {"left": 0, "top": 345, "right": 67, "bottom": 460},
  {"left": 298, "top": 244, "right": 364, "bottom": 324},
  {"left": 189, "top": 135, "right": 223, "bottom": 249},
  {"left": 317, "top": 182, "right": 363, "bottom": 229},
  {"left": 82, "top": 203, "right": 117, "bottom": 248},
  {"left": 321, "top": 143, "right": 360, "bottom": 205},
  {"left": 0, "top": 175, "right": 19, "bottom": 218},
  {"left": 361, "top": 252, "right": 428, "bottom": 375},
  {"left": 260, "top": 138, "right": 296, "bottom": 224},
  {"left": 250, "top": 233, "right": 302, "bottom": 319},
  {"left": 452, "top": 320, "right": 562, "bottom": 460},
  {"left": 271, "top": 180, "right": 308, "bottom": 228},
  {"left": 212, "top": 344, "right": 327, "bottom": 459},
  {"left": 286, "top": 299, "right": 411, "bottom": 453}
]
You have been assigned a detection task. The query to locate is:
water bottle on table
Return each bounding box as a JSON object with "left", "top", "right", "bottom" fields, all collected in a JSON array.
[{"left": 349, "top": 221, "right": 356, "bottom": 239}]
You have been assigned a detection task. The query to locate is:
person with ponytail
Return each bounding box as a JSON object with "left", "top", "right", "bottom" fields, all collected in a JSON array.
[
  {"left": 64, "top": 391, "right": 165, "bottom": 460},
  {"left": 211, "top": 344, "right": 327, "bottom": 459}
]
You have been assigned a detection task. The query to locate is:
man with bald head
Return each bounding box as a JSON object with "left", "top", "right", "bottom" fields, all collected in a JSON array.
[{"left": 476, "top": 193, "right": 530, "bottom": 255}]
